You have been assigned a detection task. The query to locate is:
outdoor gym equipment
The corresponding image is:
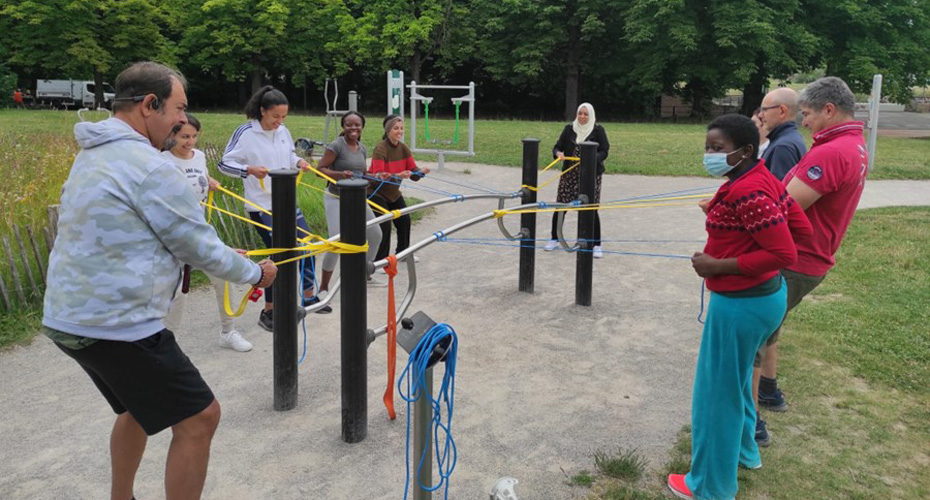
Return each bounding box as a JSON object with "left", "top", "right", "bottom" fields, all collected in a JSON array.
[
  {"left": 407, "top": 79, "right": 476, "bottom": 170},
  {"left": 865, "top": 74, "right": 882, "bottom": 172},
  {"left": 252, "top": 139, "right": 603, "bottom": 496},
  {"left": 322, "top": 78, "right": 359, "bottom": 144}
]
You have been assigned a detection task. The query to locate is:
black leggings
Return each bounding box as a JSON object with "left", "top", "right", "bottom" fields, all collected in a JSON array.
[
  {"left": 370, "top": 194, "right": 411, "bottom": 261},
  {"left": 551, "top": 212, "right": 601, "bottom": 247}
]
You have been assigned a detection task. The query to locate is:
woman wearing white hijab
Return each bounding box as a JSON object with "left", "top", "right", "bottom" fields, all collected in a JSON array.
[{"left": 545, "top": 103, "right": 610, "bottom": 257}]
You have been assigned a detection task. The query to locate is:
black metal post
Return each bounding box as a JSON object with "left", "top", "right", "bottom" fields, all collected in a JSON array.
[
  {"left": 339, "top": 178, "right": 369, "bottom": 443},
  {"left": 519, "top": 138, "right": 539, "bottom": 293},
  {"left": 575, "top": 141, "right": 597, "bottom": 306},
  {"left": 271, "top": 170, "right": 299, "bottom": 411}
]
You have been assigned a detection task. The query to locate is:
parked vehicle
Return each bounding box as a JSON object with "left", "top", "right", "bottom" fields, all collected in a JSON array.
[{"left": 35, "top": 79, "right": 115, "bottom": 109}]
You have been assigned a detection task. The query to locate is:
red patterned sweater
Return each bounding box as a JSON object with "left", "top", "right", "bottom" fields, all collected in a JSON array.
[{"left": 703, "top": 161, "right": 813, "bottom": 292}]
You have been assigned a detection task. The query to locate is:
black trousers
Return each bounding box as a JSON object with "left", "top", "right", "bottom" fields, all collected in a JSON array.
[
  {"left": 551, "top": 211, "right": 601, "bottom": 247},
  {"left": 370, "top": 194, "right": 411, "bottom": 261}
]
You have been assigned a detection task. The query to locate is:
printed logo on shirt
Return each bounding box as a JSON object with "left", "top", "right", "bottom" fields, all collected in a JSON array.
[
  {"left": 198, "top": 176, "right": 209, "bottom": 191},
  {"left": 807, "top": 165, "right": 823, "bottom": 181}
]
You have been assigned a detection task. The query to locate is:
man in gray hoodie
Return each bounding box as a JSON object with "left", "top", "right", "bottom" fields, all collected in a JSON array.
[{"left": 42, "top": 61, "right": 277, "bottom": 500}]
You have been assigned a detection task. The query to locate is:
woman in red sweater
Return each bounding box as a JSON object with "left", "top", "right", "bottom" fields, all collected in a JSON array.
[
  {"left": 668, "top": 114, "right": 811, "bottom": 500},
  {"left": 368, "top": 115, "right": 430, "bottom": 261}
]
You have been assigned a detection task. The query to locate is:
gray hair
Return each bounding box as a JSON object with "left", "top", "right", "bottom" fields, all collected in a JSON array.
[
  {"left": 113, "top": 61, "right": 187, "bottom": 113},
  {"left": 799, "top": 77, "right": 856, "bottom": 116}
]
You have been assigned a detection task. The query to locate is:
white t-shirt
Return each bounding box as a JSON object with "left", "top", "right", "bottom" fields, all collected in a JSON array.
[{"left": 162, "top": 149, "right": 210, "bottom": 203}]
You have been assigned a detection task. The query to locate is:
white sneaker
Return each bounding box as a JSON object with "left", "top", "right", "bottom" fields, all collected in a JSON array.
[
  {"left": 219, "top": 330, "right": 252, "bottom": 352},
  {"left": 368, "top": 276, "right": 388, "bottom": 287},
  {"left": 593, "top": 246, "right": 604, "bottom": 259},
  {"left": 544, "top": 240, "right": 559, "bottom": 251}
]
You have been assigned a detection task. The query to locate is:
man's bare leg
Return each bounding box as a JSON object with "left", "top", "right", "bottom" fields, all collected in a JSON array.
[
  {"left": 165, "top": 400, "right": 221, "bottom": 500},
  {"left": 111, "top": 412, "right": 148, "bottom": 500}
]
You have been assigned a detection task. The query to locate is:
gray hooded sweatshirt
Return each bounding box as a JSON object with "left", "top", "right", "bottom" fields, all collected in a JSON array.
[{"left": 43, "top": 118, "right": 261, "bottom": 341}]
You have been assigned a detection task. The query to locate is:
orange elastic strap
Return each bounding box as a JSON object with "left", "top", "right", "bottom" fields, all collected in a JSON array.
[{"left": 383, "top": 255, "right": 399, "bottom": 420}]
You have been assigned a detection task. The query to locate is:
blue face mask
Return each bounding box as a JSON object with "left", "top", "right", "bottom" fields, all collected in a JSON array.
[{"left": 702, "top": 149, "right": 744, "bottom": 177}]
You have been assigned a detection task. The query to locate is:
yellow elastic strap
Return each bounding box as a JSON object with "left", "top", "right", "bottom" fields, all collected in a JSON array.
[
  {"left": 522, "top": 161, "right": 580, "bottom": 192},
  {"left": 201, "top": 201, "right": 271, "bottom": 231},
  {"left": 223, "top": 281, "right": 254, "bottom": 317},
  {"left": 259, "top": 178, "right": 265, "bottom": 191},
  {"left": 206, "top": 190, "right": 214, "bottom": 223},
  {"left": 215, "top": 184, "right": 271, "bottom": 216}
]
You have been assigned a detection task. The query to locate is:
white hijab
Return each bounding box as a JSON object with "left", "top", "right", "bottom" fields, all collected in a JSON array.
[{"left": 572, "top": 102, "right": 596, "bottom": 143}]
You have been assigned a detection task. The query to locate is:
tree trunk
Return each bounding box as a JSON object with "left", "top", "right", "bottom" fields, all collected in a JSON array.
[
  {"left": 410, "top": 48, "right": 423, "bottom": 83},
  {"left": 563, "top": 26, "right": 581, "bottom": 121},
  {"left": 93, "top": 67, "right": 105, "bottom": 109},
  {"left": 740, "top": 57, "right": 767, "bottom": 116},
  {"left": 250, "top": 65, "right": 263, "bottom": 96}
]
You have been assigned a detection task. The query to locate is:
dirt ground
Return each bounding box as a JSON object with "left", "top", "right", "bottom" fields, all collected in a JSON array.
[{"left": 1, "top": 162, "right": 927, "bottom": 500}]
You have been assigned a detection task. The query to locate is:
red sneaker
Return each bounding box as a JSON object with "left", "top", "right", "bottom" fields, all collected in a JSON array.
[{"left": 667, "top": 474, "right": 694, "bottom": 500}]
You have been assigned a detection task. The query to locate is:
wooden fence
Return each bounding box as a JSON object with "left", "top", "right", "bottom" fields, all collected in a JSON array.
[{"left": 0, "top": 143, "right": 263, "bottom": 312}]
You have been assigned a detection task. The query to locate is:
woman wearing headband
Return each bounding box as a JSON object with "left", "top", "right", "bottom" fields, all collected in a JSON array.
[
  {"left": 545, "top": 103, "right": 610, "bottom": 257},
  {"left": 368, "top": 115, "right": 430, "bottom": 261}
]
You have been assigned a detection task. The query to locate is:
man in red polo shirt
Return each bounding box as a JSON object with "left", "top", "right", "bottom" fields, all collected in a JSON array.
[{"left": 753, "top": 76, "right": 868, "bottom": 445}]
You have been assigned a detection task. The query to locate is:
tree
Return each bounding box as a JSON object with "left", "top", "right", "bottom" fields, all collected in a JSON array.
[
  {"left": 180, "top": 0, "right": 290, "bottom": 96},
  {"left": 346, "top": 0, "right": 467, "bottom": 83},
  {"left": 469, "top": 0, "right": 627, "bottom": 120},
  {"left": 803, "top": 0, "right": 930, "bottom": 104},
  {"left": 0, "top": 0, "right": 174, "bottom": 107},
  {"left": 624, "top": 0, "right": 819, "bottom": 117}
]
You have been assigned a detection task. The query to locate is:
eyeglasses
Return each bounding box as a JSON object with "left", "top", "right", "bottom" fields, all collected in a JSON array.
[{"left": 760, "top": 104, "right": 782, "bottom": 112}]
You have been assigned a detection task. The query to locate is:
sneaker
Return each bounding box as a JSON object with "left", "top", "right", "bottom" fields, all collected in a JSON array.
[
  {"left": 258, "top": 309, "right": 273, "bottom": 332},
  {"left": 756, "top": 418, "right": 771, "bottom": 447},
  {"left": 544, "top": 240, "right": 559, "bottom": 251},
  {"left": 759, "top": 388, "right": 789, "bottom": 412},
  {"left": 219, "top": 330, "right": 253, "bottom": 352},
  {"left": 666, "top": 474, "right": 693, "bottom": 500},
  {"left": 303, "top": 295, "right": 333, "bottom": 314},
  {"left": 739, "top": 461, "right": 762, "bottom": 470},
  {"left": 593, "top": 245, "right": 604, "bottom": 258},
  {"left": 368, "top": 276, "right": 387, "bottom": 287}
]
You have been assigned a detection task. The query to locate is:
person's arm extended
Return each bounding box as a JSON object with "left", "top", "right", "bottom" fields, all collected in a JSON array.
[
  {"left": 137, "top": 162, "right": 263, "bottom": 286},
  {"left": 316, "top": 149, "right": 353, "bottom": 180},
  {"left": 220, "top": 131, "right": 268, "bottom": 180}
]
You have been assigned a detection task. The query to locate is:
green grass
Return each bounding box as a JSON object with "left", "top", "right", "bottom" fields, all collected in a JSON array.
[
  {"left": 2, "top": 109, "right": 929, "bottom": 179},
  {"left": 579, "top": 206, "right": 930, "bottom": 500},
  {"left": 594, "top": 448, "right": 648, "bottom": 482}
]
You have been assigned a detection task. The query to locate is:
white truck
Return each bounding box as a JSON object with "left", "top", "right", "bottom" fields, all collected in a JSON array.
[{"left": 36, "top": 79, "right": 115, "bottom": 109}]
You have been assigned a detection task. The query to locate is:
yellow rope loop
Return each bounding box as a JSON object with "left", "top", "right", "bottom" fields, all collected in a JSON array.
[
  {"left": 259, "top": 178, "right": 265, "bottom": 191},
  {"left": 223, "top": 280, "right": 254, "bottom": 317}
]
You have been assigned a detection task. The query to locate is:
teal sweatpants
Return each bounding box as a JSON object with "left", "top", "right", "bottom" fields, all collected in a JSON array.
[{"left": 686, "top": 279, "right": 787, "bottom": 500}]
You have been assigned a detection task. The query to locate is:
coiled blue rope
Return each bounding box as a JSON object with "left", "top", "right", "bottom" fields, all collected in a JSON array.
[{"left": 398, "top": 323, "right": 458, "bottom": 500}]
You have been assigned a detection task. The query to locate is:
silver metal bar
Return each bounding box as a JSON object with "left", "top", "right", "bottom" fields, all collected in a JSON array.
[
  {"left": 304, "top": 193, "right": 519, "bottom": 316},
  {"left": 410, "top": 148, "right": 476, "bottom": 157},
  {"left": 406, "top": 84, "right": 472, "bottom": 90},
  {"left": 369, "top": 201, "right": 542, "bottom": 339}
]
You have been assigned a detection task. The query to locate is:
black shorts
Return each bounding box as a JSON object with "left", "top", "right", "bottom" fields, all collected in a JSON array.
[{"left": 55, "top": 329, "right": 215, "bottom": 435}]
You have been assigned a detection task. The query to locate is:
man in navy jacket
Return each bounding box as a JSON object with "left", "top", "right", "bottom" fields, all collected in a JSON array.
[{"left": 759, "top": 87, "right": 807, "bottom": 180}]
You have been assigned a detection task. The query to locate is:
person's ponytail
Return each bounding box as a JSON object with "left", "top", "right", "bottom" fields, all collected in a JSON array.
[{"left": 245, "top": 86, "right": 289, "bottom": 120}]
